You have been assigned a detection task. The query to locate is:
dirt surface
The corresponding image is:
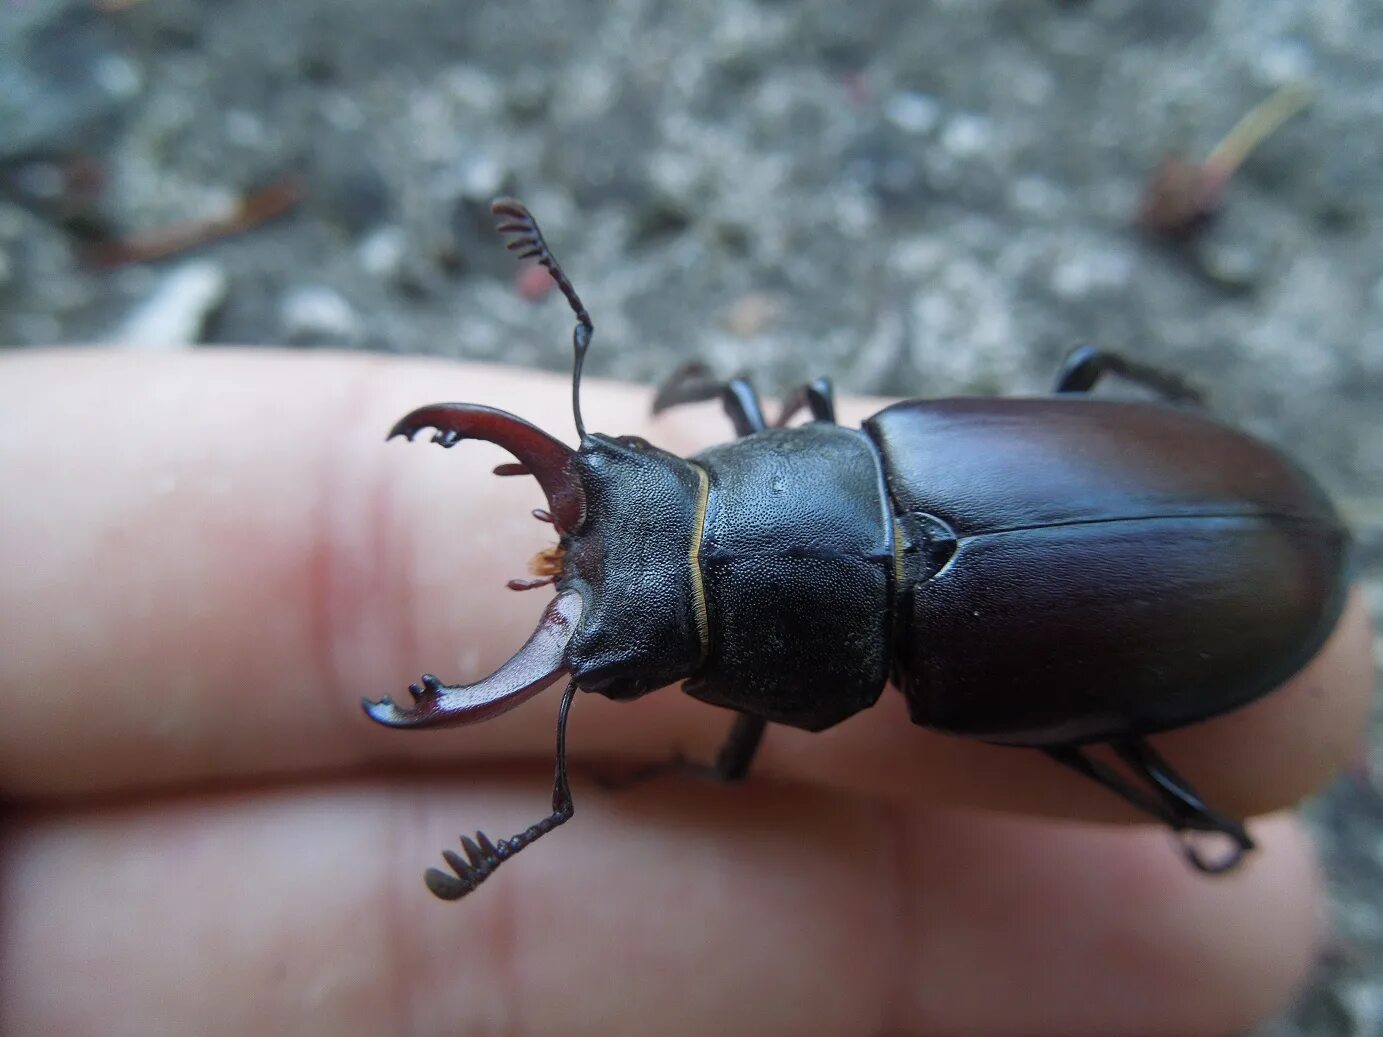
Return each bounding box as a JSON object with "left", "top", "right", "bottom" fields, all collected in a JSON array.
[{"left": 3, "top": 0, "right": 1380, "bottom": 1032}]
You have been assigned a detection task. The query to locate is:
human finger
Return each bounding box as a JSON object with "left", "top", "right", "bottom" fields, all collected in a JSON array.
[
  {"left": 0, "top": 349, "right": 1369, "bottom": 823},
  {"left": 0, "top": 776, "right": 1321, "bottom": 1037}
]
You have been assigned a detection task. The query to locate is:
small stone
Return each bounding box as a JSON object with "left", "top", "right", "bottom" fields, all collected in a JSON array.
[
  {"left": 456, "top": 153, "right": 507, "bottom": 202},
  {"left": 357, "top": 226, "right": 408, "bottom": 279},
  {"left": 114, "top": 260, "right": 228, "bottom": 348},
  {"left": 1197, "top": 235, "right": 1270, "bottom": 291},
  {"left": 940, "top": 113, "right": 992, "bottom": 159},
  {"left": 319, "top": 158, "right": 390, "bottom": 236},
  {"left": 224, "top": 108, "right": 266, "bottom": 148},
  {"left": 92, "top": 53, "right": 141, "bottom": 101},
  {"left": 883, "top": 91, "right": 941, "bottom": 135},
  {"left": 280, "top": 285, "right": 362, "bottom": 344},
  {"left": 723, "top": 293, "right": 782, "bottom": 339}
]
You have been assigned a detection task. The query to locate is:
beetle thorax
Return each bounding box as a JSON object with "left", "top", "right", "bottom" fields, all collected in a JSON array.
[{"left": 561, "top": 426, "right": 897, "bottom": 731}]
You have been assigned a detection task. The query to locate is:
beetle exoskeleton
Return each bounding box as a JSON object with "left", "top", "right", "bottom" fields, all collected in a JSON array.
[{"left": 363, "top": 200, "right": 1350, "bottom": 900}]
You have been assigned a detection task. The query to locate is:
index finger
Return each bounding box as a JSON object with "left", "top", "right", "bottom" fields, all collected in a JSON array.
[{"left": 0, "top": 349, "right": 1371, "bottom": 819}]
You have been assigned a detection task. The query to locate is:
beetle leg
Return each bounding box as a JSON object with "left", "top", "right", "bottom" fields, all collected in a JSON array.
[
  {"left": 1053, "top": 345, "right": 1205, "bottom": 405},
  {"left": 1043, "top": 742, "right": 1253, "bottom": 874},
  {"left": 1111, "top": 739, "right": 1255, "bottom": 873},
  {"left": 424, "top": 681, "right": 579, "bottom": 900},
  {"left": 592, "top": 712, "right": 768, "bottom": 789},
  {"left": 777, "top": 377, "right": 837, "bottom": 426},
  {"left": 652, "top": 363, "right": 768, "bottom": 437},
  {"left": 706, "top": 712, "right": 769, "bottom": 781}
]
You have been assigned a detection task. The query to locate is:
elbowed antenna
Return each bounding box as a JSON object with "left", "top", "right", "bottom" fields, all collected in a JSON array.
[{"left": 491, "top": 199, "right": 595, "bottom": 439}]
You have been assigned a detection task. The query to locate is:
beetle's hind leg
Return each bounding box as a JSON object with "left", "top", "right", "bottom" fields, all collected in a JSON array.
[
  {"left": 777, "top": 377, "right": 836, "bottom": 426},
  {"left": 653, "top": 363, "right": 768, "bottom": 436},
  {"left": 1044, "top": 738, "right": 1254, "bottom": 873},
  {"left": 1054, "top": 345, "right": 1204, "bottom": 405}
]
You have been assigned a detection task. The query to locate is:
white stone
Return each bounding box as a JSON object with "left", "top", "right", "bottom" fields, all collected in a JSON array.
[
  {"left": 281, "top": 285, "right": 362, "bottom": 343},
  {"left": 115, "top": 260, "right": 227, "bottom": 348}
]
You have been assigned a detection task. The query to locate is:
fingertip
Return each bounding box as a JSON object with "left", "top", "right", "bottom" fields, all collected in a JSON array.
[
  {"left": 1160, "top": 588, "right": 1375, "bottom": 816},
  {"left": 894, "top": 810, "right": 1325, "bottom": 1036}
]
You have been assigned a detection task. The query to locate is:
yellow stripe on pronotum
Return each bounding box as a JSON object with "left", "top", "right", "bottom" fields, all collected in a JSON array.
[
  {"left": 688, "top": 463, "right": 711, "bottom": 661},
  {"left": 892, "top": 519, "right": 906, "bottom": 588}
]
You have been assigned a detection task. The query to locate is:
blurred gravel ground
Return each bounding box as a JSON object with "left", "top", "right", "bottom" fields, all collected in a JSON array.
[{"left": 2, "top": 0, "right": 1379, "bottom": 1032}]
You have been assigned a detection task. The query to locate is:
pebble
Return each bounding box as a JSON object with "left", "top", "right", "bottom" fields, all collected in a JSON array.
[
  {"left": 883, "top": 91, "right": 941, "bottom": 135},
  {"left": 357, "top": 226, "right": 408, "bottom": 279},
  {"left": 280, "top": 285, "right": 362, "bottom": 344},
  {"left": 1197, "top": 234, "right": 1271, "bottom": 292},
  {"left": 940, "top": 113, "right": 992, "bottom": 159},
  {"left": 723, "top": 293, "right": 782, "bottom": 339},
  {"left": 114, "top": 261, "right": 228, "bottom": 348}
]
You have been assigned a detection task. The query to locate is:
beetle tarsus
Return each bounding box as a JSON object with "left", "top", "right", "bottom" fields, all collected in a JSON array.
[
  {"left": 1177, "top": 826, "right": 1254, "bottom": 874},
  {"left": 1112, "top": 739, "right": 1255, "bottom": 871},
  {"left": 1044, "top": 739, "right": 1254, "bottom": 873}
]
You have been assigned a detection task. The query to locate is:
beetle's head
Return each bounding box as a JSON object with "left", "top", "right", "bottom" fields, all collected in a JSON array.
[
  {"left": 361, "top": 198, "right": 702, "bottom": 733},
  {"left": 360, "top": 407, "right": 706, "bottom": 730},
  {"left": 360, "top": 403, "right": 586, "bottom": 729}
]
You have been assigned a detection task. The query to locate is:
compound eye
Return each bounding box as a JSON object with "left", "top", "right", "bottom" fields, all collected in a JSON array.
[{"left": 615, "top": 435, "right": 651, "bottom": 451}]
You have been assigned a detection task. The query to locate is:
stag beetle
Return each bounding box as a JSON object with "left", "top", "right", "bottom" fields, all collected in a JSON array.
[{"left": 364, "top": 199, "right": 1350, "bottom": 900}]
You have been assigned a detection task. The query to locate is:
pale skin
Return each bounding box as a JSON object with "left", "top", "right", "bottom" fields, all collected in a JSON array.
[{"left": 0, "top": 348, "right": 1374, "bottom": 1037}]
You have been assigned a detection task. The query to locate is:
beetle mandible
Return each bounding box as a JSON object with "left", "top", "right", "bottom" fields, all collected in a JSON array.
[{"left": 363, "top": 199, "right": 1350, "bottom": 900}]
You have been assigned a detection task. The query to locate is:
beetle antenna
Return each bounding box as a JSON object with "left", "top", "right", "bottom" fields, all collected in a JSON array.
[
  {"left": 491, "top": 199, "right": 594, "bottom": 439},
  {"left": 423, "top": 680, "right": 578, "bottom": 900}
]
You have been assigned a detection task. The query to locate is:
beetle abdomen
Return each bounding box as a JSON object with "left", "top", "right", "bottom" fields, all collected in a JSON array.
[{"left": 865, "top": 398, "right": 1350, "bottom": 745}]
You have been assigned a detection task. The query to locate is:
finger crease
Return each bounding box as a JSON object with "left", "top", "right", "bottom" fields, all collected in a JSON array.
[
  {"left": 877, "top": 798, "right": 920, "bottom": 1036},
  {"left": 310, "top": 358, "right": 415, "bottom": 737}
]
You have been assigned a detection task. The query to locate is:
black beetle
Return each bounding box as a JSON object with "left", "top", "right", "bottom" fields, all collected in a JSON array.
[{"left": 364, "top": 199, "right": 1350, "bottom": 900}]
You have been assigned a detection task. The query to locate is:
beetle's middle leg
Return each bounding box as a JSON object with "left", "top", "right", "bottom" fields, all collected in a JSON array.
[
  {"left": 1043, "top": 739, "right": 1254, "bottom": 874},
  {"left": 652, "top": 362, "right": 768, "bottom": 436},
  {"left": 592, "top": 711, "right": 768, "bottom": 790},
  {"left": 1053, "top": 345, "right": 1204, "bottom": 405},
  {"left": 776, "top": 377, "right": 836, "bottom": 426}
]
